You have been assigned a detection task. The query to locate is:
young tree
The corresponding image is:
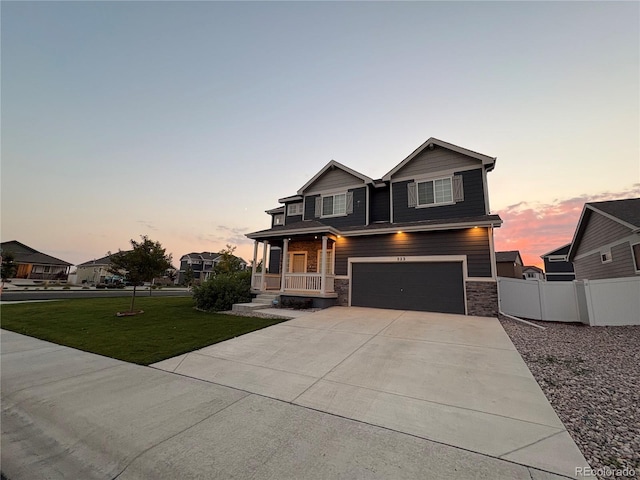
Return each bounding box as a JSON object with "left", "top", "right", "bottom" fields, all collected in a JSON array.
[
  {"left": 1, "top": 251, "right": 18, "bottom": 292},
  {"left": 108, "top": 236, "right": 172, "bottom": 313},
  {"left": 183, "top": 266, "right": 194, "bottom": 287},
  {"left": 213, "top": 244, "right": 243, "bottom": 275}
]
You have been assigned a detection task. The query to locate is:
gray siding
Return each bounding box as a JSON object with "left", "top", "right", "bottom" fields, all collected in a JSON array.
[
  {"left": 335, "top": 229, "right": 492, "bottom": 277},
  {"left": 304, "top": 187, "right": 367, "bottom": 228},
  {"left": 370, "top": 186, "right": 390, "bottom": 223},
  {"left": 574, "top": 242, "right": 637, "bottom": 280},
  {"left": 392, "top": 168, "right": 486, "bottom": 222},
  {"left": 305, "top": 168, "right": 364, "bottom": 193},
  {"left": 392, "top": 145, "right": 480, "bottom": 179},
  {"left": 575, "top": 211, "right": 632, "bottom": 257},
  {"left": 286, "top": 214, "right": 303, "bottom": 224}
]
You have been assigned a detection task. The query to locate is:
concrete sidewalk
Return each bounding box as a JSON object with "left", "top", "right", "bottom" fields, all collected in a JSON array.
[{"left": 2, "top": 329, "right": 575, "bottom": 480}]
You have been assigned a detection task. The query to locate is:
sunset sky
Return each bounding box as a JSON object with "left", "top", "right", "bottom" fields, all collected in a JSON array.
[{"left": 2, "top": 1, "right": 638, "bottom": 270}]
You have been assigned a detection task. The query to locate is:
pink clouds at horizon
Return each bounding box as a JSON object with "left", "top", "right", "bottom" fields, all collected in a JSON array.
[{"left": 493, "top": 185, "right": 640, "bottom": 270}]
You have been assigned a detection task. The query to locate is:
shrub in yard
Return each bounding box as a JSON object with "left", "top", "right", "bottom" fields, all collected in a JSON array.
[{"left": 192, "top": 271, "right": 251, "bottom": 312}]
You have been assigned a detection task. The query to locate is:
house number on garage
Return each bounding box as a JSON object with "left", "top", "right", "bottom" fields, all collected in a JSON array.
[{"left": 396, "top": 257, "right": 406, "bottom": 261}]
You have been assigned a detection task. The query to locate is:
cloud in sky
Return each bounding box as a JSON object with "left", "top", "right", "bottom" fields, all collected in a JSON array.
[{"left": 494, "top": 185, "right": 640, "bottom": 268}]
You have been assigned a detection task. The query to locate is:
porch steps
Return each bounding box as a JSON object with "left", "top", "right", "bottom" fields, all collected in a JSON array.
[{"left": 232, "top": 293, "right": 280, "bottom": 313}]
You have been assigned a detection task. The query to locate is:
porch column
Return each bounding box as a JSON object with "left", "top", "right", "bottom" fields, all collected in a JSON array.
[
  {"left": 320, "top": 236, "right": 328, "bottom": 294},
  {"left": 251, "top": 240, "right": 258, "bottom": 289},
  {"left": 281, "top": 238, "right": 289, "bottom": 293},
  {"left": 262, "top": 241, "right": 269, "bottom": 291}
]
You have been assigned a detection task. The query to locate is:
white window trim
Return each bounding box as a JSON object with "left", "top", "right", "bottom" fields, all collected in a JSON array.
[
  {"left": 601, "top": 250, "right": 612, "bottom": 264},
  {"left": 273, "top": 214, "right": 284, "bottom": 225},
  {"left": 416, "top": 176, "right": 454, "bottom": 208},
  {"left": 321, "top": 192, "right": 348, "bottom": 218},
  {"left": 316, "top": 248, "right": 335, "bottom": 275},
  {"left": 287, "top": 251, "right": 308, "bottom": 273},
  {"left": 287, "top": 203, "right": 303, "bottom": 216},
  {"left": 631, "top": 242, "right": 640, "bottom": 274},
  {"left": 547, "top": 255, "right": 568, "bottom": 262}
]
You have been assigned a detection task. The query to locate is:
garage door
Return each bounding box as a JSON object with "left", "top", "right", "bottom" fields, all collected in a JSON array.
[{"left": 351, "top": 262, "right": 465, "bottom": 314}]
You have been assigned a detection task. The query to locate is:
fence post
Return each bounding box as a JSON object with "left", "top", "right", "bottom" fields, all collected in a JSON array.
[
  {"left": 583, "top": 280, "right": 596, "bottom": 326},
  {"left": 537, "top": 279, "right": 545, "bottom": 320}
]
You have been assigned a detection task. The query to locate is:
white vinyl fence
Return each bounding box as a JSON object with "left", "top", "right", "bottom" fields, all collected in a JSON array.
[{"left": 498, "top": 276, "right": 640, "bottom": 326}]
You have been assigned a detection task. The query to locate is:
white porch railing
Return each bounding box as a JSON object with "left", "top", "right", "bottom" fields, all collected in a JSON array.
[
  {"left": 252, "top": 273, "right": 281, "bottom": 290},
  {"left": 252, "top": 273, "right": 335, "bottom": 293}
]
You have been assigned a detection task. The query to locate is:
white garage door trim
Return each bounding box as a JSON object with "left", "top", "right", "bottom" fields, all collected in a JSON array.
[{"left": 347, "top": 255, "right": 468, "bottom": 314}]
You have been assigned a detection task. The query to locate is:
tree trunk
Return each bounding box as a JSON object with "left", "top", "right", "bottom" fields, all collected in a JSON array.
[{"left": 130, "top": 285, "right": 137, "bottom": 312}]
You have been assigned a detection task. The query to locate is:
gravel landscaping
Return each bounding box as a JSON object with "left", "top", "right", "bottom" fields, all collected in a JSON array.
[{"left": 500, "top": 317, "right": 639, "bottom": 479}]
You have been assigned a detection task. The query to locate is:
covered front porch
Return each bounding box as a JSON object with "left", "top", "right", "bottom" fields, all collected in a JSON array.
[{"left": 250, "top": 233, "right": 338, "bottom": 298}]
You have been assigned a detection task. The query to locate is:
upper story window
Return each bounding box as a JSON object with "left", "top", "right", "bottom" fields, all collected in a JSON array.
[
  {"left": 273, "top": 214, "right": 284, "bottom": 225},
  {"left": 418, "top": 177, "right": 452, "bottom": 206},
  {"left": 408, "top": 175, "right": 462, "bottom": 208},
  {"left": 601, "top": 250, "right": 612, "bottom": 264},
  {"left": 287, "top": 203, "right": 303, "bottom": 216},
  {"left": 323, "top": 193, "right": 347, "bottom": 217}
]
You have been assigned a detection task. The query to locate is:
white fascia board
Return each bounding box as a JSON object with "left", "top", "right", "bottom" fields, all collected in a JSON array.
[
  {"left": 342, "top": 219, "right": 502, "bottom": 237},
  {"left": 278, "top": 195, "right": 303, "bottom": 203},
  {"left": 246, "top": 226, "right": 341, "bottom": 240},
  {"left": 587, "top": 205, "right": 638, "bottom": 231},
  {"left": 382, "top": 138, "right": 496, "bottom": 181},
  {"left": 540, "top": 243, "right": 572, "bottom": 258},
  {"left": 567, "top": 205, "right": 590, "bottom": 261},
  {"left": 296, "top": 160, "right": 373, "bottom": 195}
]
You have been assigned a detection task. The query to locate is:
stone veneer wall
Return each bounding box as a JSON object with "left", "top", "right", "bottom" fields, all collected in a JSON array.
[
  {"left": 465, "top": 281, "right": 498, "bottom": 317},
  {"left": 334, "top": 278, "right": 349, "bottom": 306}
]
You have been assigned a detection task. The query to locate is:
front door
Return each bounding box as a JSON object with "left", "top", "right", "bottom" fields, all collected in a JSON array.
[{"left": 290, "top": 253, "right": 306, "bottom": 273}]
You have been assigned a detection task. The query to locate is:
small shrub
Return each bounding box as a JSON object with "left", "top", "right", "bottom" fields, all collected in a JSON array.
[
  {"left": 192, "top": 271, "right": 251, "bottom": 312},
  {"left": 63, "top": 286, "right": 71, "bottom": 290},
  {"left": 82, "top": 286, "right": 90, "bottom": 290}
]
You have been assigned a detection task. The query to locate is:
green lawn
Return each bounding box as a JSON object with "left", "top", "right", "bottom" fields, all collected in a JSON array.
[{"left": 1, "top": 297, "right": 286, "bottom": 365}]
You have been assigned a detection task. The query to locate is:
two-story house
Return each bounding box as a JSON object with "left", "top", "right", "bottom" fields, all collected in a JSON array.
[
  {"left": 568, "top": 198, "right": 640, "bottom": 280},
  {"left": 178, "top": 252, "right": 248, "bottom": 284},
  {"left": 246, "top": 138, "right": 502, "bottom": 317}
]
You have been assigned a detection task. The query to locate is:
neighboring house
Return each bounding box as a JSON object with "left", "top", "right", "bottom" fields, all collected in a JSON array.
[
  {"left": 495, "top": 250, "right": 524, "bottom": 279},
  {"left": 246, "top": 137, "right": 503, "bottom": 316},
  {"left": 568, "top": 198, "right": 640, "bottom": 280},
  {"left": 75, "top": 255, "right": 113, "bottom": 284},
  {"left": 522, "top": 265, "right": 545, "bottom": 280},
  {"left": 541, "top": 244, "right": 576, "bottom": 281},
  {"left": 0, "top": 240, "right": 72, "bottom": 281},
  {"left": 178, "top": 252, "right": 248, "bottom": 284}
]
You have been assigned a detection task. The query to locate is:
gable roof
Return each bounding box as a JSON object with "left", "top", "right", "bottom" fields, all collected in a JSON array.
[
  {"left": 568, "top": 198, "right": 640, "bottom": 261},
  {"left": 77, "top": 254, "right": 113, "bottom": 267},
  {"left": 495, "top": 250, "right": 523, "bottom": 264},
  {"left": 0, "top": 240, "right": 72, "bottom": 267},
  {"left": 523, "top": 265, "right": 544, "bottom": 274},
  {"left": 297, "top": 160, "right": 374, "bottom": 195},
  {"left": 589, "top": 198, "right": 640, "bottom": 229},
  {"left": 382, "top": 138, "right": 496, "bottom": 181},
  {"left": 181, "top": 252, "right": 222, "bottom": 262},
  {"left": 541, "top": 243, "right": 571, "bottom": 258}
]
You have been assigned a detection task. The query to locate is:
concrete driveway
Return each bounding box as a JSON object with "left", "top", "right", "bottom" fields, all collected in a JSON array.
[{"left": 154, "top": 307, "right": 588, "bottom": 478}]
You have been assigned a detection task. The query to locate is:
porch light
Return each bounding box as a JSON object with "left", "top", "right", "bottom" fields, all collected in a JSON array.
[{"left": 397, "top": 231, "right": 403, "bottom": 234}]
